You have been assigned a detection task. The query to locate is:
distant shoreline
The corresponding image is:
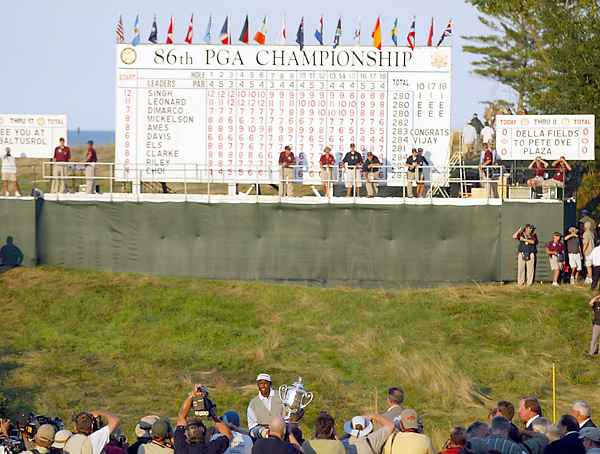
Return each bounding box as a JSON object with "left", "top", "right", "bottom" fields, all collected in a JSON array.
[{"left": 67, "top": 130, "right": 115, "bottom": 146}]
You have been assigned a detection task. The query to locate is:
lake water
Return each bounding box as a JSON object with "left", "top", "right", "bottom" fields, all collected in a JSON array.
[{"left": 67, "top": 130, "right": 115, "bottom": 147}]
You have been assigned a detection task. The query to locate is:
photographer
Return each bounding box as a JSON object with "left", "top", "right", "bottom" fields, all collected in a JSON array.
[
  {"left": 139, "top": 419, "right": 173, "bottom": 454},
  {"left": 174, "top": 384, "right": 232, "bottom": 454},
  {"left": 302, "top": 413, "right": 343, "bottom": 454},
  {"left": 251, "top": 417, "right": 302, "bottom": 454},
  {"left": 64, "top": 411, "right": 120, "bottom": 454},
  {"left": 22, "top": 424, "right": 56, "bottom": 454}
]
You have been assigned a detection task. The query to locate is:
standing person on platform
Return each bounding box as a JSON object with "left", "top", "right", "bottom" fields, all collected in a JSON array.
[
  {"left": 479, "top": 143, "right": 498, "bottom": 198},
  {"left": 484, "top": 102, "right": 495, "bottom": 126},
  {"left": 51, "top": 137, "right": 71, "bottom": 193},
  {"left": 513, "top": 224, "right": 538, "bottom": 286},
  {"left": 462, "top": 121, "right": 477, "bottom": 160},
  {"left": 541, "top": 157, "right": 571, "bottom": 192},
  {"left": 405, "top": 149, "right": 423, "bottom": 198},
  {"left": 527, "top": 157, "right": 549, "bottom": 190},
  {"left": 470, "top": 114, "right": 484, "bottom": 153},
  {"left": 565, "top": 227, "right": 583, "bottom": 284},
  {"left": 342, "top": 143, "right": 363, "bottom": 198},
  {"left": 84, "top": 140, "right": 98, "bottom": 194},
  {"left": 362, "top": 151, "right": 381, "bottom": 198},
  {"left": 480, "top": 122, "right": 495, "bottom": 152},
  {"left": 1, "top": 147, "right": 21, "bottom": 197},
  {"left": 546, "top": 233, "right": 565, "bottom": 287},
  {"left": 319, "top": 147, "right": 336, "bottom": 197},
  {"left": 417, "top": 148, "right": 429, "bottom": 198},
  {"left": 278, "top": 145, "right": 295, "bottom": 197}
]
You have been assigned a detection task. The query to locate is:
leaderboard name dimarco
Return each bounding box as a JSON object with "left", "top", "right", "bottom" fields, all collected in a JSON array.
[{"left": 146, "top": 47, "right": 424, "bottom": 68}]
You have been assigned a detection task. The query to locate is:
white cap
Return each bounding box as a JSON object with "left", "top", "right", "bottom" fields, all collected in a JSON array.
[{"left": 256, "top": 373, "right": 272, "bottom": 382}]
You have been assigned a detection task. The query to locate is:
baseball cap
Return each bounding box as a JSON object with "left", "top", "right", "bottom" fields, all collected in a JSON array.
[
  {"left": 581, "top": 210, "right": 590, "bottom": 215},
  {"left": 36, "top": 424, "right": 56, "bottom": 445},
  {"left": 59, "top": 137, "right": 65, "bottom": 142},
  {"left": 400, "top": 409, "right": 419, "bottom": 430},
  {"left": 256, "top": 373, "right": 272, "bottom": 382},
  {"left": 223, "top": 411, "right": 241, "bottom": 428},
  {"left": 350, "top": 143, "right": 356, "bottom": 148},
  {"left": 87, "top": 140, "right": 94, "bottom": 145},
  {"left": 152, "top": 419, "right": 171, "bottom": 439},
  {"left": 569, "top": 227, "right": 577, "bottom": 233},
  {"left": 580, "top": 427, "right": 600, "bottom": 443},
  {"left": 367, "top": 152, "right": 373, "bottom": 156},
  {"left": 525, "top": 223, "right": 535, "bottom": 230},
  {"left": 284, "top": 145, "right": 291, "bottom": 151},
  {"left": 135, "top": 415, "right": 160, "bottom": 439},
  {"left": 52, "top": 430, "right": 72, "bottom": 448},
  {"left": 343, "top": 416, "right": 373, "bottom": 437}
]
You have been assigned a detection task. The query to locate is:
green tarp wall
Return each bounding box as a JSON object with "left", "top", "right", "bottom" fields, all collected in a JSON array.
[
  {"left": 9, "top": 199, "right": 569, "bottom": 287},
  {"left": 0, "top": 199, "right": 37, "bottom": 268}
]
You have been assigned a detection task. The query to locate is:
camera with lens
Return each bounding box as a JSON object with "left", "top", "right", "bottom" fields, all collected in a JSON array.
[
  {"left": 191, "top": 385, "right": 216, "bottom": 418},
  {"left": 91, "top": 416, "right": 105, "bottom": 433},
  {"left": 16, "top": 413, "right": 63, "bottom": 439}
]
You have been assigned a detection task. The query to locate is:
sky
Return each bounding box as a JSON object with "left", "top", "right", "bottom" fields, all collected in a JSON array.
[{"left": 0, "top": 0, "right": 515, "bottom": 132}]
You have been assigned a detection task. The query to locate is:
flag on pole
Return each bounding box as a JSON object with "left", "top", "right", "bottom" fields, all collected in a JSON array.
[
  {"left": 204, "top": 14, "right": 212, "bottom": 44},
  {"left": 254, "top": 15, "right": 267, "bottom": 44},
  {"left": 354, "top": 15, "right": 361, "bottom": 46},
  {"left": 407, "top": 16, "right": 416, "bottom": 50},
  {"left": 148, "top": 14, "right": 158, "bottom": 43},
  {"left": 167, "top": 14, "right": 174, "bottom": 44},
  {"left": 276, "top": 14, "right": 286, "bottom": 44},
  {"left": 239, "top": 15, "right": 249, "bottom": 43},
  {"left": 333, "top": 16, "right": 342, "bottom": 48},
  {"left": 314, "top": 15, "right": 323, "bottom": 45},
  {"left": 220, "top": 14, "right": 231, "bottom": 44},
  {"left": 185, "top": 14, "right": 194, "bottom": 44},
  {"left": 427, "top": 17, "right": 434, "bottom": 46},
  {"left": 116, "top": 13, "right": 125, "bottom": 44},
  {"left": 390, "top": 16, "right": 397, "bottom": 45},
  {"left": 436, "top": 18, "right": 452, "bottom": 47},
  {"left": 131, "top": 15, "right": 140, "bottom": 46},
  {"left": 372, "top": 15, "right": 381, "bottom": 50},
  {"left": 296, "top": 16, "right": 304, "bottom": 50}
]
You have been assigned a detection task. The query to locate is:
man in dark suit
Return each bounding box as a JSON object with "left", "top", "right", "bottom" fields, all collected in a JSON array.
[
  {"left": 519, "top": 397, "right": 543, "bottom": 430},
  {"left": 375, "top": 387, "right": 406, "bottom": 430},
  {"left": 572, "top": 401, "right": 597, "bottom": 429},
  {"left": 545, "top": 415, "right": 585, "bottom": 454}
]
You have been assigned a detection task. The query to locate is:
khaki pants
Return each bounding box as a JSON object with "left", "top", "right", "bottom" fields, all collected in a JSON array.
[
  {"left": 51, "top": 163, "right": 68, "bottom": 193},
  {"left": 280, "top": 167, "right": 294, "bottom": 196},
  {"left": 590, "top": 325, "right": 600, "bottom": 355},
  {"left": 85, "top": 165, "right": 96, "bottom": 194},
  {"left": 517, "top": 252, "right": 536, "bottom": 286},
  {"left": 406, "top": 171, "right": 416, "bottom": 197},
  {"left": 321, "top": 168, "right": 333, "bottom": 195},
  {"left": 365, "top": 171, "right": 378, "bottom": 197}
]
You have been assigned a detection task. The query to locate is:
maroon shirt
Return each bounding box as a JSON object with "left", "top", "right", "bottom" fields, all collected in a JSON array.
[
  {"left": 320, "top": 154, "right": 335, "bottom": 167},
  {"left": 85, "top": 147, "right": 98, "bottom": 163},
  {"left": 532, "top": 162, "right": 546, "bottom": 177},
  {"left": 553, "top": 162, "right": 567, "bottom": 182},
  {"left": 547, "top": 241, "right": 564, "bottom": 254},
  {"left": 279, "top": 151, "right": 295, "bottom": 166},
  {"left": 482, "top": 149, "right": 494, "bottom": 165},
  {"left": 54, "top": 145, "right": 70, "bottom": 162}
]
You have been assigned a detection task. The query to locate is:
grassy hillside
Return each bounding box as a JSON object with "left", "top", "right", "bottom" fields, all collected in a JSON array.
[{"left": 1, "top": 266, "right": 598, "bottom": 449}]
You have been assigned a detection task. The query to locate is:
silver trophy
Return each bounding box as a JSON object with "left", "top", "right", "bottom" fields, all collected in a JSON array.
[{"left": 279, "top": 376, "right": 314, "bottom": 419}]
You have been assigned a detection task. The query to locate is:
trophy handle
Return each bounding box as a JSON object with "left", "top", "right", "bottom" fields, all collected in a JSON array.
[
  {"left": 279, "top": 385, "right": 288, "bottom": 402},
  {"left": 300, "top": 392, "right": 313, "bottom": 408}
]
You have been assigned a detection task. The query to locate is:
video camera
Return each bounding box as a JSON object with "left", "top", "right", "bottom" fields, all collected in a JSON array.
[
  {"left": 191, "top": 386, "right": 216, "bottom": 418},
  {"left": 16, "top": 412, "right": 63, "bottom": 439}
]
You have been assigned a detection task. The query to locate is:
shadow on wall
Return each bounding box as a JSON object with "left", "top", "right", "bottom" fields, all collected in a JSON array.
[{"left": 0, "top": 236, "right": 23, "bottom": 274}]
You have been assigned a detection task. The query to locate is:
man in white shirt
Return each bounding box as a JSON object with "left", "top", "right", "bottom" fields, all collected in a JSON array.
[
  {"left": 518, "top": 397, "right": 542, "bottom": 430},
  {"left": 480, "top": 122, "right": 495, "bottom": 160},
  {"left": 247, "top": 373, "right": 286, "bottom": 438},
  {"left": 65, "top": 411, "right": 121, "bottom": 454},
  {"left": 462, "top": 121, "right": 477, "bottom": 160},
  {"left": 1, "top": 147, "right": 21, "bottom": 197}
]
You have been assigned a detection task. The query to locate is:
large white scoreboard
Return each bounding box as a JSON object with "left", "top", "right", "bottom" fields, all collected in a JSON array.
[{"left": 116, "top": 44, "right": 451, "bottom": 184}]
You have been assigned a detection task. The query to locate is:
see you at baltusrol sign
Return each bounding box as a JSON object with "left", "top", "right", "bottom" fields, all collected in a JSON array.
[
  {"left": 115, "top": 44, "right": 451, "bottom": 184},
  {"left": 0, "top": 115, "right": 67, "bottom": 158},
  {"left": 495, "top": 114, "right": 595, "bottom": 160}
]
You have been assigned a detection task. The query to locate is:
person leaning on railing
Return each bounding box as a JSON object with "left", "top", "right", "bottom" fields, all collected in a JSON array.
[
  {"left": 84, "top": 140, "right": 98, "bottom": 194},
  {"left": 278, "top": 145, "right": 295, "bottom": 197}
]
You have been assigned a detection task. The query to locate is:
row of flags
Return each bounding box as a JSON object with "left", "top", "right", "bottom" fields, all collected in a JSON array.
[{"left": 117, "top": 14, "right": 452, "bottom": 50}]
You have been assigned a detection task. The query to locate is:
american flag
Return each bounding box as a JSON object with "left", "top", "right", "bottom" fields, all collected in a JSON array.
[
  {"left": 116, "top": 13, "right": 125, "bottom": 44},
  {"left": 436, "top": 19, "right": 452, "bottom": 47},
  {"left": 407, "top": 16, "right": 415, "bottom": 50}
]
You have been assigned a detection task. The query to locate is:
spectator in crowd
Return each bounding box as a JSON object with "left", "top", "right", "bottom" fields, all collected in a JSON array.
[
  {"left": 572, "top": 401, "right": 596, "bottom": 429},
  {"left": 466, "top": 422, "right": 489, "bottom": 440},
  {"left": 128, "top": 416, "right": 159, "bottom": 454},
  {"left": 251, "top": 417, "right": 301, "bottom": 454},
  {"left": 383, "top": 409, "right": 435, "bottom": 454},
  {"left": 439, "top": 427, "right": 466, "bottom": 454},
  {"left": 489, "top": 401, "right": 520, "bottom": 442},
  {"left": 71, "top": 411, "right": 120, "bottom": 454},
  {"left": 565, "top": 227, "right": 583, "bottom": 284},
  {"left": 22, "top": 425, "right": 56, "bottom": 454},
  {"left": 485, "top": 417, "right": 521, "bottom": 454},
  {"left": 302, "top": 413, "right": 344, "bottom": 454},
  {"left": 484, "top": 103, "right": 495, "bottom": 126},
  {"left": 588, "top": 294, "right": 600, "bottom": 355},
  {"left": 462, "top": 438, "right": 489, "bottom": 454},
  {"left": 583, "top": 222, "right": 596, "bottom": 284},
  {"left": 278, "top": 145, "right": 295, "bottom": 197},
  {"left": 480, "top": 122, "right": 494, "bottom": 150},
  {"left": 84, "top": 140, "right": 98, "bottom": 194},
  {"left": 513, "top": 225, "right": 538, "bottom": 286},
  {"left": 518, "top": 397, "right": 542, "bottom": 430},
  {"left": 1, "top": 147, "right": 21, "bottom": 197},
  {"left": 51, "top": 137, "right": 71, "bottom": 193},
  {"left": 211, "top": 411, "right": 252, "bottom": 454},
  {"left": 578, "top": 427, "right": 600, "bottom": 454},
  {"left": 470, "top": 114, "right": 484, "bottom": 153},
  {"left": 545, "top": 415, "right": 584, "bottom": 454},
  {"left": 580, "top": 210, "right": 597, "bottom": 239},
  {"left": 247, "top": 373, "right": 286, "bottom": 437},
  {"left": 406, "top": 148, "right": 424, "bottom": 198},
  {"left": 588, "top": 244, "right": 600, "bottom": 291},
  {"left": 506, "top": 108, "right": 513, "bottom": 115},
  {"left": 175, "top": 384, "right": 232, "bottom": 454},
  {"left": 105, "top": 428, "right": 127, "bottom": 454},
  {"left": 342, "top": 414, "right": 394, "bottom": 454},
  {"left": 462, "top": 121, "right": 477, "bottom": 160},
  {"left": 362, "top": 151, "right": 381, "bottom": 198},
  {"left": 53, "top": 430, "right": 74, "bottom": 454},
  {"left": 546, "top": 232, "right": 565, "bottom": 286},
  {"left": 342, "top": 143, "right": 363, "bottom": 198},
  {"left": 519, "top": 418, "right": 550, "bottom": 454},
  {"left": 526, "top": 157, "right": 548, "bottom": 190},
  {"left": 541, "top": 157, "right": 571, "bottom": 193},
  {"left": 139, "top": 419, "right": 173, "bottom": 454},
  {"left": 376, "top": 387, "right": 405, "bottom": 430},
  {"left": 319, "top": 147, "right": 336, "bottom": 197}
]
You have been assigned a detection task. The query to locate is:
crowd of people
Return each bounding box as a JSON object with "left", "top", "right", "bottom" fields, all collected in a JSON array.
[{"left": 1, "top": 377, "right": 598, "bottom": 454}]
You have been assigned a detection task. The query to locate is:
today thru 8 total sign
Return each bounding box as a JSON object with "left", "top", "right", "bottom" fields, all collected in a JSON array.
[{"left": 115, "top": 44, "right": 452, "bottom": 183}]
